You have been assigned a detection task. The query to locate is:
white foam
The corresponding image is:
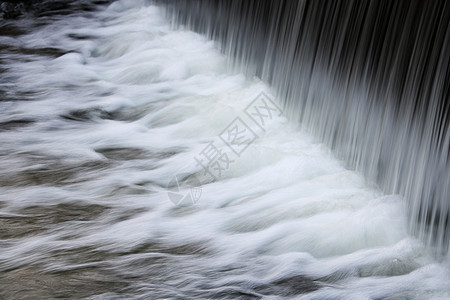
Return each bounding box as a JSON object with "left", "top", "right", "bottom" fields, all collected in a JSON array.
[{"left": 0, "top": 1, "right": 448, "bottom": 298}]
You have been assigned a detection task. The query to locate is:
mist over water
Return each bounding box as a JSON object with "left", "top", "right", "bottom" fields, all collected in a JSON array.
[{"left": 0, "top": 1, "right": 449, "bottom": 299}]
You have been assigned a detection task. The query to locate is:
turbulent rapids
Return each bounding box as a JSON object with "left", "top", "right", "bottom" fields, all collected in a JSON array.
[
  {"left": 0, "top": 0, "right": 449, "bottom": 299},
  {"left": 163, "top": 0, "right": 450, "bottom": 255}
]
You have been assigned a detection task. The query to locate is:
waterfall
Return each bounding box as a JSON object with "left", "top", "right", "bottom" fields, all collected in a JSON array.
[
  {"left": 160, "top": 0, "right": 450, "bottom": 255},
  {"left": 2, "top": 1, "right": 450, "bottom": 297}
]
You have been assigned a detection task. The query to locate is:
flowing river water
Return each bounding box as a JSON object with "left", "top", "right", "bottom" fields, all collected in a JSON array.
[{"left": 0, "top": 1, "right": 449, "bottom": 299}]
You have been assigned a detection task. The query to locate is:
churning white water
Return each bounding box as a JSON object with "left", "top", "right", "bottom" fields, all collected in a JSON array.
[{"left": 0, "top": 1, "right": 449, "bottom": 299}]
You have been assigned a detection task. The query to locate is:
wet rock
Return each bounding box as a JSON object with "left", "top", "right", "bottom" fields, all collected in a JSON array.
[
  {"left": 0, "top": 1, "right": 26, "bottom": 19},
  {"left": 0, "top": 0, "right": 113, "bottom": 19}
]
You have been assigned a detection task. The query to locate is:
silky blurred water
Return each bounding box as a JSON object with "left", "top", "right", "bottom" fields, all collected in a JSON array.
[{"left": 0, "top": 1, "right": 449, "bottom": 299}]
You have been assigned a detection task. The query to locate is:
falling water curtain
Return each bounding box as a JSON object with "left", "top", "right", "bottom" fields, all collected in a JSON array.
[{"left": 160, "top": 0, "right": 450, "bottom": 255}]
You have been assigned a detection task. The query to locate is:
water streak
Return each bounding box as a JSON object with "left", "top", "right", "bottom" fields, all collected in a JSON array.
[{"left": 162, "top": 0, "right": 450, "bottom": 255}]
